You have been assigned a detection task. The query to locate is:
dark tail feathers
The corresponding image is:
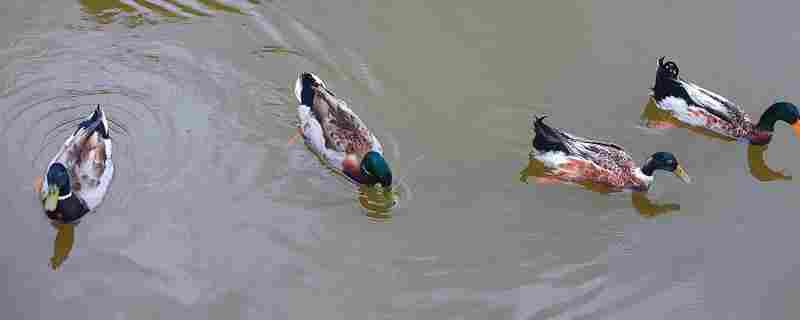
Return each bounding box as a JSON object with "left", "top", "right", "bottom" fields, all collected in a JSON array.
[
  {"left": 652, "top": 57, "right": 682, "bottom": 100},
  {"left": 656, "top": 56, "right": 679, "bottom": 80},
  {"left": 532, "top": 115, "right": 570, "bottom": 154},
  {"left": 299, "top": 73, "right": 320, "bottom": 107},
  {"left": 76, "top": 104, "right": 110, "bottom": 139}
]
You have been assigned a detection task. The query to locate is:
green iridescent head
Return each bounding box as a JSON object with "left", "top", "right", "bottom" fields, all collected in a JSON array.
[
  {"left": 44, "top": 163, "right": 71, "bottom": 211},
  {"left": 360, "top": 151, "right": 392, "bottom": 188},
  {"left": 641, "top": 152, "right": 693, "bottom": 184}
]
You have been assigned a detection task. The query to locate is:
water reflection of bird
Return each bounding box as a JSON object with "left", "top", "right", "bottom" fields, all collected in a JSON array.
[
  {"left": 747, "top": 144, "right": 792, "bottom": 182},
  {"left": 520, "top": 158, "right": 682, "bottom": 218},
  {"left": 648, "top": 57, "right": 800, "bottom": 146},
  {"left": 50, "top": 223, "right": 75, "bottom": 270},
  {"left": 358, "top": 185, "right": 395, "bottom": 222},
  {"left": 630, "top": 192, "right": 681, "bottom": 218},
  {"left": 78, "top": 0, "right": 246, "bottom": 25},
  {"left": 526, "top": 116, "right": 692, "bottom": 192},
  {"left": 34, "top": 105, "right": 114, "bottom": 225}
]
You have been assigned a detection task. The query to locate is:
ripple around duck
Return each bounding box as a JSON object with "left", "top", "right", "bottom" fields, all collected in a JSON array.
[
  {"left": 2, "top": 43, "right": 175, "bottom": 214},
  {"left": 0, "top": 28, "right": 286, "bottom": 217}
]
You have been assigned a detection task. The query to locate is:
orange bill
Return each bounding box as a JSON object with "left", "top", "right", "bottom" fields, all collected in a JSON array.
[
  {"left": 673, "top": 164, "right": 693, "bottom": 184},
  {"left": 792, "top": 120, "right": 800, "bottom": 138}
]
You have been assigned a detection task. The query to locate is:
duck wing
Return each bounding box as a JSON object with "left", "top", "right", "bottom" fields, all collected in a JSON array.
[
  {"left": 69, "top": 106, "right": 112, "bottom": 193},
  {"left": 312, "top": 85, "right": 374, "bottom": 155},
  {"left": 532, "top": 116, "right": 633, "bottom": 170}
]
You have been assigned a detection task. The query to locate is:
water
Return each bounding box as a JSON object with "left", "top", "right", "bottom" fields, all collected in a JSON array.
[{"left": 2, "top": 1, "right": 800, "bottom": 319}]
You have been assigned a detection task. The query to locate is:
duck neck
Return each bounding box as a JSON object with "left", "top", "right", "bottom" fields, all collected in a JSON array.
[
  {"left": 750, "top": 105, "right": 788, "bottom": 145},
  {"left": 640, "top": 160, "right": 657, "bottom": 177},
  {"left": 756, "top": 108, "right": 781, "bottom": 132}
]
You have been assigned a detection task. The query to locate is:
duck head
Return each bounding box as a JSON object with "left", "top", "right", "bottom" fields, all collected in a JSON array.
[
  {"left": 360, "top": 151, "right": 393, "bottom": 188},
  {"left": 43, "top": 163, "right": 71, "bottom": 212},
  {"left": 641, "top": 152, "right": 692, "bottom": 184},
  {"left": 754, "top": 102, "right": 800, "bottom": 144}
]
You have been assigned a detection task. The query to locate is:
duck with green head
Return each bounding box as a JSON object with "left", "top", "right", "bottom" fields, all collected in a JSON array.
[
  {"left": 35, "top": 105, "right": 114, "bottom": 224},
  {"left": 530, "top": 116, "right": 692, "bottom": 192},
  {"left": 650, "top": 57, "right": 800, "bottom": 145},
  {"left": 294, "top": 73, "right": 392, "bottom": 188}
]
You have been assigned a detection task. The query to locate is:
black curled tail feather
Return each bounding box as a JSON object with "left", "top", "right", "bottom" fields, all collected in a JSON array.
[
  {"left": 652, "top": 57, "right": 682, "bottom": 100},
  {"left": 299, "top": 73, "right": 318, "bottom": 107},
  {"left": 75, "top": 104, "right": 110, "bottom": 139},
  {"left": 656, "top": 56, "right": 679, "bottom": 81},
  {"left": 532, "top": 116, "right": 570, "bottom": 154},
  {"left": 94, "top": 105, "right": 110, "bottom": 139}
]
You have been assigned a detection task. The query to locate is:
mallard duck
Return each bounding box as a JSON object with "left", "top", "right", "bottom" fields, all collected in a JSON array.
[
  {"left": 294, "top": 73, "right": 392, "bottom": 187},
  {"left": 35, "top": 105, "right": 113, "bottom": 224},
  {"left": 651, "top": 57, "right": 800, "bottom": 145},
  {"left": 530, "top": 116, "right": 692, "bottom": 192}
]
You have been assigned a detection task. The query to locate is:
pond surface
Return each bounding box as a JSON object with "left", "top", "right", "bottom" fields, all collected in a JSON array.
[{"left": 1, "top": 1, "right": 799, "bottom": 319}]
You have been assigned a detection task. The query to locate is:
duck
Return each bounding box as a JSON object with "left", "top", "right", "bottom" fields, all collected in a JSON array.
[
  {"left": 34, "top": 105, "right": 114, "bottom": 224},
  {"left": 294, "top": 72, "right": 392, "bottom": 188},
  {"left": 530, "top": 116, "right": 692, "bottom": 192},
  {"left": 651, "top": 56, "right": 800, "bottom": 145}
]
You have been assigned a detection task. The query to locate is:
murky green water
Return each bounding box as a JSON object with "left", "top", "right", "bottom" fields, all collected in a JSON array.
[{"left": 2, "top": 1, "right": 800, "bottom": 319}]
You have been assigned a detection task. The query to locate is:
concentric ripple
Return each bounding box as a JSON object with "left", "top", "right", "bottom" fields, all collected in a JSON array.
[
  {"left": 0, "top": 31, "right": 221, "bottom": 214},
  {"left": 0, "top": 24, "right": 303, "bottom": 274}
]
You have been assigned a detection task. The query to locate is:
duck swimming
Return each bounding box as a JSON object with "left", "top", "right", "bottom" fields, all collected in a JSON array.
[
  {"left": 34, "top": 105, "right": 113, "bottom": 224},
  {"left": 651, "top": 57, "right": 800, "bottom": 145},
  {"left": 294, "top": 73, "right": 392, "bottom": 188},
  {"left": 530, "top": 116, "right": 692, "bottom": 192}
]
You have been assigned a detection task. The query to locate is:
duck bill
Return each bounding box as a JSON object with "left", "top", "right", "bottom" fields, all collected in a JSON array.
[
  {"left": 44, "top": 185, "right": 59, "bottom": 211},
  {"left": 673, "top": 165, "right": 693, "bottom": 184},
  {"left": 792, "top": 120, "right": 800, "bottom": 139}
]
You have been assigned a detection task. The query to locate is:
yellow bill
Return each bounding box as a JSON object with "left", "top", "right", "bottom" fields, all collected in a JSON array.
[
  {"left": 673, "top": 164, "right": 693, "bottom": 184},
  {"left": 44, "top": 185, "right": 59, "bottom": 211}
]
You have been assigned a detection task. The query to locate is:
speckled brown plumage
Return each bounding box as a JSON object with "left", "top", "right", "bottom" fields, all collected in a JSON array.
[
  {"left": 310, "top": 83, "right": 374, "bottom": 157},
  {"left": 532, "top": 117, "right": 650, "bottom": 191}
]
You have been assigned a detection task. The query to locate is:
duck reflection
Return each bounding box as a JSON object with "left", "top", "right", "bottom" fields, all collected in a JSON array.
[
  {"left": 358, "top": 184, "right": 397, "bottom": 222},
  {"left": 520, "top": 158, "right": 681, "bottom": 218},
  {"left": 35, "top": 175, "right": 77, "bottom": 270},
  {"left": 747, "top": 144, "right": 792, "bottom": 182},
  {"left": 630, "top": 192, "right": 680, "bottom": 218},
  {"left": 50, "top": 222, "right": 76, "bottom": 270},
  {"left": 641, "top": 98, "right": 792, "bottom": 182},
  {"left": 78, "top": 0, "right": 247, "bottom": 25}
]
